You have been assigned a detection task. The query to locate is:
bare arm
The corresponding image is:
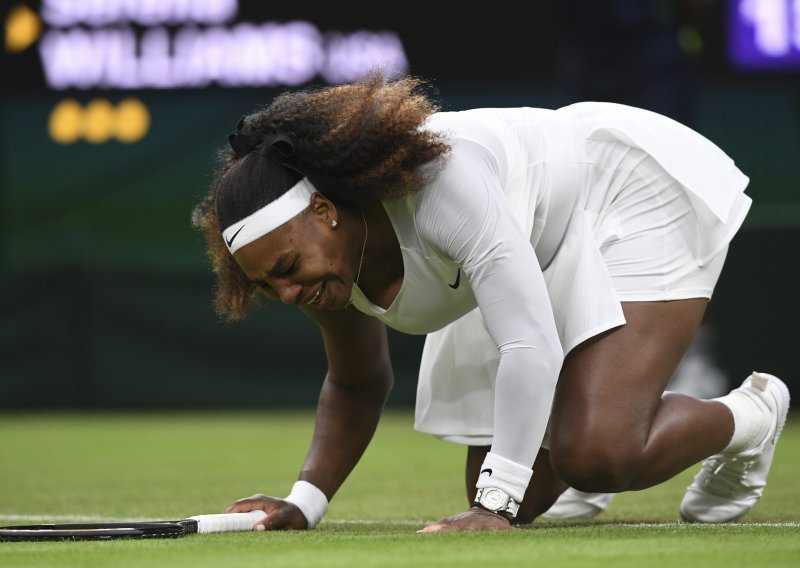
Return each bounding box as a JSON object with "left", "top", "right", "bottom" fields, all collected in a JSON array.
[
  {"left": 297, "top": 305, "right": 394, "bottom": 499},
  {"left": 226, "top": 305, "right": 393, "bottom": 529}
]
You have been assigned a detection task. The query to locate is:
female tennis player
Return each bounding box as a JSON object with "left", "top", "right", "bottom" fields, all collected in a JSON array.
[{"left": 192, "top": 71, "right": 789, "bottom": 532}]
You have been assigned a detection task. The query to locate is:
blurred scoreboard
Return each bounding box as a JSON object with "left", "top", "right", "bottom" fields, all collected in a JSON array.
[
  {"left": 5, "top": 0, "right": 410, "bottom": 91},
  {"left": 3, "top": 0, "right": 413, "bottom": 147},
  {"left": 3, "top": 0, "right": 566, "bottom": 94},
  {"left": 2, "top": 0, "right": 564, "bottom": 142}
]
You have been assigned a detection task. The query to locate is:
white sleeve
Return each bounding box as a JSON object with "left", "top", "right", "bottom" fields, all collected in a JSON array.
[{"left": 417, "top": 138, "right": 563, "bottom": 500}]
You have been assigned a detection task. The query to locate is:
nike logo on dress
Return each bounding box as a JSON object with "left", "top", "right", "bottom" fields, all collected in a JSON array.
[
  {"left": 480, "top": 468, "right": 492, "bottom": 476},
  {"left": 226, "top": 225, "right": 245, "bottom": 248},
  {"left": 448, "top": 268, "right": 461, "bottom": 289}
]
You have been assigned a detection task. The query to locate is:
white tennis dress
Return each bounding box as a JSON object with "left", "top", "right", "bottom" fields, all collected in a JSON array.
[{"left": 349, "top": 102, "right": 751, "bottom": 471}]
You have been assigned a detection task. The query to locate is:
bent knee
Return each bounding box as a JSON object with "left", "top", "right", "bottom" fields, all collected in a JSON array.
[{"left": 549, "top": 436, "right": 643, "bottom": 493}]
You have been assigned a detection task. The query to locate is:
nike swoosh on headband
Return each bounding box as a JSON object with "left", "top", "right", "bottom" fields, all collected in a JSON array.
[
  {"left": 225, "top": 225, "right": 246, "bottom": 248},
  {"left": 480, "top": 468, "right": 493, "bottom": 476}
]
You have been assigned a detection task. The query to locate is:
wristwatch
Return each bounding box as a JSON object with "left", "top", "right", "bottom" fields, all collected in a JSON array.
[{"left": 474, "top": 487, "right": 520, "bottom": 517}]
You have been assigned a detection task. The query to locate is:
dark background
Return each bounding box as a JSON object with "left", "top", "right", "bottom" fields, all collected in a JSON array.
[{"left": 2, "top": 0, "right": 799, "bottom": 408}]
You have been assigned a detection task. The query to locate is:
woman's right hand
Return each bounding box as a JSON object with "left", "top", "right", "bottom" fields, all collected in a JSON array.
[{"left": 225, "top": 494, "right": 309, "bottom": 530}]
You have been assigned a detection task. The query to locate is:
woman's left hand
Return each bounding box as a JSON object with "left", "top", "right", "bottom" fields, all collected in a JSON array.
[{"left": 418, "top": 507, "right": 518, "bottom": 533}]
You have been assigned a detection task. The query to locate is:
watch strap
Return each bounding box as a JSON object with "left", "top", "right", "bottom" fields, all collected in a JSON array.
[{"left": 474, "top": 487, "right": 520, "bottom": 517}]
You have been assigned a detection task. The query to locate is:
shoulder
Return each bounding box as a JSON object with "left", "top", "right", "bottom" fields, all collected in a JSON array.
[
  {"left": 425, "top": 107, "right": 549, "bottom": 180},
  {"left": 426, "top": 109, "right": 516, "bottom": 148},
  {"left": 418, "top": 111, "right": 514, "bottom": 209},
  {"left": 414, "top": 140, "right": 499, "bottom": 230}
]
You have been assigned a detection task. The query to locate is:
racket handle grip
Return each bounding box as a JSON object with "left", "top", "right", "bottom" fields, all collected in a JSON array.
[{"left": 188, "top": 511, "right": 267, "bottom": 534}]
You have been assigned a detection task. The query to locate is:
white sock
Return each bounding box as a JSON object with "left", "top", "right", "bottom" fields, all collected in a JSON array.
[{"left": 713, "top": 375, "right": 770, "bottom": 453}]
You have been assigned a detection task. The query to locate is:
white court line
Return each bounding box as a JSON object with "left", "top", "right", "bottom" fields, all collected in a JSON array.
[
  {"left": 0, "top": 515, "right": 797, "bottom": 528},
  {"left": 331, "top": 520, "right": 800, "bottom": 528}
]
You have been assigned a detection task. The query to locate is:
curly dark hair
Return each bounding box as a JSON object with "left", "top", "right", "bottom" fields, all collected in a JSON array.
[{"left": 191, "top": 70, "right": 451, "bottom": 321}]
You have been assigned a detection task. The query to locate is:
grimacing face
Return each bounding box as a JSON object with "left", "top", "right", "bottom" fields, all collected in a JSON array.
[{"left": 232, "top": 195, "right": 361, "bottom": 310}]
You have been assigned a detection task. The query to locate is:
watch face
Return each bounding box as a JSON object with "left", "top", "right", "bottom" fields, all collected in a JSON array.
[{"left": 482, "top": 488, "right": 507, "bottom": 510}]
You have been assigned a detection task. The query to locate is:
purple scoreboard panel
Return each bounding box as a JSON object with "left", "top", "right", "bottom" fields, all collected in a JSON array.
[{"left": 729, "top": 0, "right": 800, "bottom": 71}]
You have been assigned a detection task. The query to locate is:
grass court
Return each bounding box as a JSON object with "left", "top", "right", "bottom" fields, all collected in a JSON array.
[{"left": 1, "top": 410, "right": 798, "bottom": 567}]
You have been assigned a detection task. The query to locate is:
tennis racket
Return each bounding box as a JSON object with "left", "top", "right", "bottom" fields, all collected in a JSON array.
[{"left": 0, "top": 511, "right": 267, "bottom": 541}]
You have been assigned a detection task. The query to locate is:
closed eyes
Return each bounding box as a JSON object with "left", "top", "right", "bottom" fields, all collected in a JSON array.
[{"left": 267, "top": 252, "right": 298, "bottom": 278}]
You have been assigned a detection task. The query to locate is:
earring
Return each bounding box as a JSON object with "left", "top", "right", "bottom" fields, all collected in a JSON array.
[{"left": 330, "top": 219, "right": 338, "bottom": 229}]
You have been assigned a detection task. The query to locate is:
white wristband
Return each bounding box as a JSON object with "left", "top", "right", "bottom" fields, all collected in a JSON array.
[
  {"left": 475, "top": 452, "right": 533, "bottom": 503},
  {"left": 284, "top": 481, "right": 329, "bottom": 529}
]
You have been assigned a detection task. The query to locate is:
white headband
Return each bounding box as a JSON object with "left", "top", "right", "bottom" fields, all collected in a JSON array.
[{"left": 222, "top": 178, "right": 316, "bottom": 254}]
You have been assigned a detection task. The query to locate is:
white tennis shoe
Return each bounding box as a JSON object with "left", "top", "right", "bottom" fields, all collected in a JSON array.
[
  {"left": 679, "top": 372, "right": 790, "bottom": 523},
  {"left": 541, "top": 489, "right": 614, "bottom": 519}
]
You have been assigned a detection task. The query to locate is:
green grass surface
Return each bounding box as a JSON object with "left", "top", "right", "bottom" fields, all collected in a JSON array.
[{"left": 1, "top": 411, "right": 798, "bottom": 567}]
